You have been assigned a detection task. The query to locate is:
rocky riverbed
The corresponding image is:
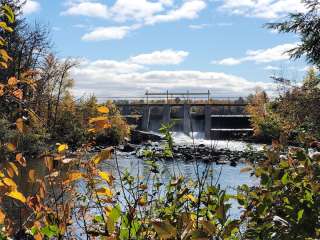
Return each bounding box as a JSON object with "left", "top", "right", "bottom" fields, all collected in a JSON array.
[{"left": 117, "top": 141, "right": 265, "bottom": 167}]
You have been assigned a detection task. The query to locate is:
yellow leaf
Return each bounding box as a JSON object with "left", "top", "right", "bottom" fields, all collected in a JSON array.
[
  {"left": 98, "top": 171, "right": 114, "bottom": 185},
  {"left": 0, "top": 61, "right": 8, "bottom": 69},
  {"left": 2, "top": 177, "right": 17, "bottom": 189},
  {"left": 0, "top": 209, "right": 5, "bottom": 224},
  {"left": 152, "top": 221, "right": 177, "bottom": 239},
  {"left": 138, "top": 196, "right": 147, "bottom": 206},
  {"left": 93, "top": 147, "right": 113, "bottom": 164},
  {"left": 6, "top": 191, "right": 26, "bottom": 203},
  {"left": 97, "top": 106, "right": 109, "bottom": 114},
  {"left": 58, "top": 144, "right": 68, "bottom": 153},
  {"left": 6, "top": 143, "right": 16, "bottom": 152},
  {"left": 16, "top": 153, "right": 26, "bottom": 167},
  {"left": 0, "top": 49, "right": 11, "bottom": 62},
  {"left": 185, "top": 194, "right": 197, "bottom": 203}
]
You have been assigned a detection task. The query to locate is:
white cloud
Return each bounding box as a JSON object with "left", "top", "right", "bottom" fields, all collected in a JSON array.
[
  {"left": 129, "top": 49, "right": 189, "bottom": 65},
  {"left": 145, "top": 0, "right": 206, "bottom": 25},
  {"left": 219, "top": 0, "right": 307, "bottom": 19},
  {"left": 61, "top": 2, "right": 109, "bottom": 19},
  {"left": 71, "top": 59, "right": 277, "bottom": 97},
  {"left": 23, "top": 0, "right": 40, "bottom": 15},
  {"left": 81, "top": 25, "right": 138, "bottom": 41},
  {"left": 72, "top": 66, "right": 275, "bottom": 97},
  {"left": 212, "top": 58, "right": 242, "bottom": 66},
  {"left": 212, "top": 43, "right": 298, "bottom": 66},
  {"left": 110, "top": 0, "right": 164, "bottom": 22},
  {"left": 64, "top": 0, "right": 207, "bottom": 41}
]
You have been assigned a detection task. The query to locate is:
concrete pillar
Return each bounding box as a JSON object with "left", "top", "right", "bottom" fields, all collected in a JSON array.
[
  {"left": 183, "top": 104, "right": 191, "bottom": 135},
  {"left": 142, "top": 105, "right": 150, "bottom": 130},
  {"left": 162, "top": 105, "right": 171, "bottom": 124},
  {"left": 205, "top": 105, "right": 212, "bottom": 139}
]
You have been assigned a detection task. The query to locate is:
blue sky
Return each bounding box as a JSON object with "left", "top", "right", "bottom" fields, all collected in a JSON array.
[{"left": 24, "top": 0, "right": 309, "bottom": 98}]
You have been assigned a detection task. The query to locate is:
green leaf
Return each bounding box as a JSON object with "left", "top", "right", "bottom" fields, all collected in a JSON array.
[
  {"left": 3, "top": 5, "right": 15, "bottom": 23},
  {"left": 40, "top": 225, "right": 59, "bottom": 238},
  {"left": 281, "top": 172, "right": 288, "bottom": 185},
  {"left": 297, "top": 209, "right": 304, "bottom": 222}
]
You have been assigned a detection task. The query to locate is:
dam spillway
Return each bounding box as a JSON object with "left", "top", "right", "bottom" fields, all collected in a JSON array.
[{"left": 118, "top": 103, "right": 253, "bottom": 140}]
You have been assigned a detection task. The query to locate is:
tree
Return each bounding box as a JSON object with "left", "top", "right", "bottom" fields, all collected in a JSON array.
[
  {"left": 303, "top": 67, "right": 320, "bottom": 89},
  {"left": 267, "top": 0, "right": 320, "bottom": 67},
  {"left": 0, "top": 0, "right": 50, "bottom": 84}
]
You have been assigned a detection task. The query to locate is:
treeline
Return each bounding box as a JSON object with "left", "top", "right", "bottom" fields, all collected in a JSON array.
[
  {"left": 0, "top": 0, "right": 129, "bottom": 157},
  {"left": 247, "top": 67, "right": 320, "bottom": 143}
]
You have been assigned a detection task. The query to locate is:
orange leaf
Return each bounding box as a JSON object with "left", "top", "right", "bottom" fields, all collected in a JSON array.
[
  {"left": 16, "top": 118, "right": 24, "bottom": 133},
  {"left": 16, "top": 153, "right": 26, "bottom": 167},
  {"left": 8, "top": 162, "right": 19, "bottom": 176},
  {"left": 0, "top": 209, "right": 5, "bottom": 224},
  {"left": 13, "top": 89, "right": 23, "bottom": 100},
  {"left": 28, "top": 169, "right": 36, "bottom": 183},
  {"left": 97, "top": 106, "right": 109, "bottom": 114},
  {"left": 8, "top": 76, "right": 18, "bottom": 86},
  {"left": 96, "top": 187, "right": 113, "bottom": 197},
  {"left": 44, "top": 156, "right": 53, "bottom": 171},
  {"left": 0, "top": 84, "right": 4, "bottom": 97},
  {"left": 64, "top": 171, "right": 82, "bottom": 184}
]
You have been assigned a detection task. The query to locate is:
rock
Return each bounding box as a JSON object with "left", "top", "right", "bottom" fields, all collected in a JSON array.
[
  {"left": 130, "top": 130, "right": 163, "bottom": 144},
  {"left": 123, "top": 143, "right": 136, "bottom": 152},
  {"left": 311, "top": 152, "right": 320, "bottom": 161},
  {"left": 230, "top": 161, "right": 237, "bottom": 167}
]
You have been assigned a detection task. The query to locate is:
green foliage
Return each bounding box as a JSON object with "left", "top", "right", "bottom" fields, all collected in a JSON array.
[
  {"left": 239, "top": 144, "right": 320, "bottom": 239},
  {"left": 267, "top": 0, "right": 320, "bottom": 67}
]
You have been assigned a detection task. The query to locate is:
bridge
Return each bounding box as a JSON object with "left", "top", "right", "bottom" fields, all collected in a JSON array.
[{"left": 114, "top": 91, "right": 252, "bottom": 140}]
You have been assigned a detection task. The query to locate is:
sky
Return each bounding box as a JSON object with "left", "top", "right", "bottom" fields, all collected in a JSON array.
[{"left": 23, "top": 0, "right": 310, "bottom": 99}]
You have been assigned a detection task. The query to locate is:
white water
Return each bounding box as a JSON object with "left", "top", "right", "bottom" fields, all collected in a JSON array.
[{"left": 170, "top": 132, "right": 263, "bottom": 151}]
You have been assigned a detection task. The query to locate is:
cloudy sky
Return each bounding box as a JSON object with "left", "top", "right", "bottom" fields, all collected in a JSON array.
[{"left": 24, "top": 0, "right": 309, "bottom": 99}]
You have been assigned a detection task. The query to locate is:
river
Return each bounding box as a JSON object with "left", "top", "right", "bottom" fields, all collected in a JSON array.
[{"left": 6, "top": 132, "right": 259, "bottom": 234}]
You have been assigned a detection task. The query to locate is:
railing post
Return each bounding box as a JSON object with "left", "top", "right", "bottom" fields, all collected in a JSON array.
[
  {"left": 163, "top": 104, "right": 171, "bottom": 124},
  {"left": 142, "top": 105, "right": 150, "bottom": 131},
  {"left": 205, "top": 104, "right": 212, "bottom": 139},
  {"left": 183, "top": 104, "right": 191, "bottom": 135}
]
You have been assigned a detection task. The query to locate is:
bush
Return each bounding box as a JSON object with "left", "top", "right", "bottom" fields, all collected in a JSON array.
[{"left": 239, "top": 143, "right": 320, "bottom": 239}]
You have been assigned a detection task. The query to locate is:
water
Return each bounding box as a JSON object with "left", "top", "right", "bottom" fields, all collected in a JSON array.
[
  {"left": 99, "top": 132, "right": 259, "bottom": 218},
  {"left": 6, "top": 133, "right": 259, "bottom": 231}
]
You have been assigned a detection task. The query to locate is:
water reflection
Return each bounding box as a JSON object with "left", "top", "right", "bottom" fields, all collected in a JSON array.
[{"left": 102, "top": 151, "right": 258, "bottom": 218}]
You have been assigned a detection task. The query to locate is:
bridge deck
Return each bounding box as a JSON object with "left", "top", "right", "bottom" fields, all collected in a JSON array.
[{"left": 116, "top": 103, "right": 248, "bottom": 107}]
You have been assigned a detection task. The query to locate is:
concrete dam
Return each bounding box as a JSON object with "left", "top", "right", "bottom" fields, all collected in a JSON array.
[{"left": 117, "top": 102, "right": 253, "bottom": 140}]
